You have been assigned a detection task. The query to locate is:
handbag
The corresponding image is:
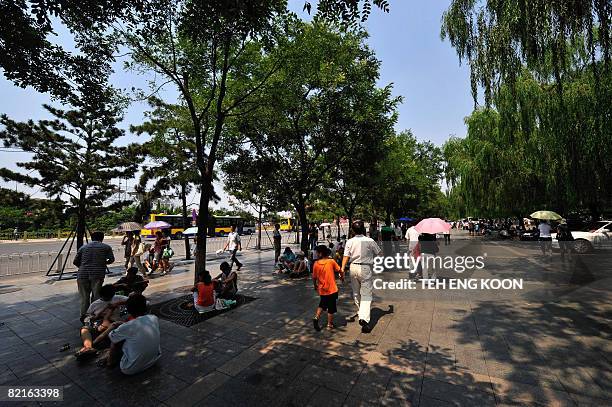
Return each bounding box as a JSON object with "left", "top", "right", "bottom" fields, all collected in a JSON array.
[
  {"left": 163, "top": 247, "right": 174, "bottom": 258},
  {"left": 135, "top": 242, "right": 145, "bottom": 256}
]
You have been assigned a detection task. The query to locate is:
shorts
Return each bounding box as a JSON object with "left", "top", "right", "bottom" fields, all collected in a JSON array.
[{"left": 318, "top": 292, "right": 338, "bottom": 314}]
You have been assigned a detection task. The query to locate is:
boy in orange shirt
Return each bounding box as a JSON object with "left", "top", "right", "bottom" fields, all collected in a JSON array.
[{"left": 312, "top": 245, "right": 344, "bottom": 331}]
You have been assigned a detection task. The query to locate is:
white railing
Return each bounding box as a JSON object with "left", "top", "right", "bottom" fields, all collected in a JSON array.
[
  {"left": 0, "top": 233, "right": 300, "bottom": 278},
  {"left": 0, "top": 247, "right": 125, "bottom": 278}
]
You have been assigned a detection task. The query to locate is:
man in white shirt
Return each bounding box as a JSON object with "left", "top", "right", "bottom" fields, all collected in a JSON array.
[
  {"left": 405, "top": 225, "right": 420, "bottom": 253},
  {"left": 341, "top": 220, "right": 381, "bottom": 333},
  {"left": 108, "top": 294, "right": 161, "bottom": 375},
  {"left": 538, "top": 221, "right": 553, "bottom": 256},
  {"left": 223, "top": 225, "right": 242, "bottom": 270}
]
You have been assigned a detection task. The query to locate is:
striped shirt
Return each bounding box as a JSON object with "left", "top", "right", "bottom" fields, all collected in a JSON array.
[{"left": 74, "top": 241, "right": 114, "bottom": 280}]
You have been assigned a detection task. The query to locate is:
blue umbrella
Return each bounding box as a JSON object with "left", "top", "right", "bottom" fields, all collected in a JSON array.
[{"left": 398, "top": 217, "right": 414, "bottom": 222}]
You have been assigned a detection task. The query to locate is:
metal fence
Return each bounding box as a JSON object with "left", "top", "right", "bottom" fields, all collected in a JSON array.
[
  {"left": 0, "top": 232, "right": 299, "bottom": 278},
  {"left": 0, "top": 246, "right": 125, "bottom": 278}
]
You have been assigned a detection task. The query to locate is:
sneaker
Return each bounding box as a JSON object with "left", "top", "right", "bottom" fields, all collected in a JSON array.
[
  {"left": 358, "top": 319, "right": 368, "bottom": 327},
  {"left": 361, "top": 323, "right": 372, "bottom": 333},
  {"left": 312, "top": 317, "right": 321, "bottom": 332}
]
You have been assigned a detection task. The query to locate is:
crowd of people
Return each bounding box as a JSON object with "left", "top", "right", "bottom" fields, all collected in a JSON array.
[{"left": 71, "top": 226, "right": 245, "bottom": 376}]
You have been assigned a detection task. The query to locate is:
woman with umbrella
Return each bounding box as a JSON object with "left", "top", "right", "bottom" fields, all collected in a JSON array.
[{"left": 531, "top": 211, "right": 562, "bottom": 257}]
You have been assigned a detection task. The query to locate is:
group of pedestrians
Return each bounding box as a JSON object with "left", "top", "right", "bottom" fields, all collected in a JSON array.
[{"left": 309, "top": 220, "right": 380, "bottom": 333}]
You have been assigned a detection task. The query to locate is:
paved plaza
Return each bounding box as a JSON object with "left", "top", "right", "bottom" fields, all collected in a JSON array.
[{"left": 0, "top": 233, "right": 610, "bottom": 406}]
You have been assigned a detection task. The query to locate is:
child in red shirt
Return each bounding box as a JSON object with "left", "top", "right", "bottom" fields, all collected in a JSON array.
[
  {"left": 312, "top": 245, "right": 344, "bottom": 331},
  {"left": 192, "top": 271, "right": 215, "bottom": 313}
]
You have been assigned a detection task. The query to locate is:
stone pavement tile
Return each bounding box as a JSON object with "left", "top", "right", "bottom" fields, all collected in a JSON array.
[
  {"left": 454, "top": 349, "right": 489, "bottom": 376},
  {"left": 205, "top": 337, "right": 251, "bottom": 356},
  {"left": 219, "top": 327, "right": 262, "bottom": 347},
  {"left": 382, "top": 372, "right": 421, "bottom": 406},
  {"left": 0, "top": 365, "right": 18, "bottom": 385},
  {"left": 306, "top": 386, "right": 348, "bottom": 407},
  {"left": 296, "top": 364, "right": 358, "bottom": 394},
  {"left": 349, "top": 365, "right": 394, "bottom": 403},
  {"left": 417, "top": 396, "right": 453, "bottom": 407},
  {"left": 165, "top": 370, "right": 231, "bottom": 407},
  {"left": 193, "top": 394, "right": 226, "bottom": 407},
  {"left": 488, "top": 375, "right": 575, "bottom": 407},
  {"left": 210, "top": 376, "right": 277, "bottom": 406},
  {"left": 217, "top": 348, "right": 264, "bottom": 377},
  {"left": 118, "top": 365, "right": 190, "bottom": 402},
  {"left": 485, "top": 360, "right": 565, "bottom": 390},
  {"left": 554, "top": 367, "right": 608, "bottom": 400},
  {"left": 6, "top": 352, "right": 55, "bottom": 379},
  {"left": 367, "top": 344, "right": 427, "bottom": 375},
  {"left": 343, "top": 395, "right": 382, "bottom": 407},
  {"left": 316, "top": 353, "right": 366, "bottom": 377},
  {"left": 566, "top": 392, "right": 611, "bottom": 407},
  {"left": 157, "top": 347, "right": 230, "bottom": 383},
  {"left": 420, "top": 378, "right": 495, "bottom": 407},
  {"left": 271, "top": 378, "right": 319, "bottom": 407}
]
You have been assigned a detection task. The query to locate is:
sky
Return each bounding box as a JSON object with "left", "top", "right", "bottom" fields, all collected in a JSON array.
[{"left": 0, "top": 1, "right": 474, "bottom": 210}]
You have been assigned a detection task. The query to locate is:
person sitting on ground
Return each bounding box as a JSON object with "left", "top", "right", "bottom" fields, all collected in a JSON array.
[
  {"left": 76, "top": 284, "right": 128, "bottom": 360},
  {"left": 105, "top": 294, "right": 161, "bottom": 375},
  {"left": 113, "top": 267, "right": 149, "bottom": 296},
  {"left": 278, "top": 247, "right": 296, "bottom": 271},
  {"left": 289, "top": 252, "right": 309, "bottom": 278},
  {"left": 213, "top": 261, "right": 238, "bottom": 299},
  {"left": 191, "top": 271, "right": 215, "bottom": 313}
]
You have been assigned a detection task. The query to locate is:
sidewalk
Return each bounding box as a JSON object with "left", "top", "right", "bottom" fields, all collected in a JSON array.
[{"left": 0, "top": 242, "right": 609, "bottom": 406}]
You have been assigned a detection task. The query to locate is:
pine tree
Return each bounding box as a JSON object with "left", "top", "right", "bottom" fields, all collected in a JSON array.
[{"left": 0, "top": 85, "right": 139, "bottom": 248}]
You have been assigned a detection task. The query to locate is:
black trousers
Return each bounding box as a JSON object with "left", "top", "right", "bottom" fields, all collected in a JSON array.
[{"left": 230, "top": 248, "right": 243, "bottom": 268}]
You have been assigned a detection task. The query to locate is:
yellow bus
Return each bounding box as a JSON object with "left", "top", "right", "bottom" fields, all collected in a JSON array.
[
  {"left": 141, "top": 213, "right": 253, "bottom": 239},
  {"left": 140, "top": 214, "right": 188, "bottom": 240},
  {"left": 280, "top": 217, "right": 297, "bottom": 231}
]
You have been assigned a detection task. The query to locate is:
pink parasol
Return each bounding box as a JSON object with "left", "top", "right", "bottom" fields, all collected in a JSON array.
[
  {"left": 143, "top": 221, "right": 171, "bottom": 230},
  {"left": 414, "top": 218, "right": 451, "bottom": 234}
]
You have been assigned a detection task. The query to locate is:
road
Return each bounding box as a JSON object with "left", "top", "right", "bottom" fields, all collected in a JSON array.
[{"left": 0, "top": 231, "right": 299, "bottom": 256}]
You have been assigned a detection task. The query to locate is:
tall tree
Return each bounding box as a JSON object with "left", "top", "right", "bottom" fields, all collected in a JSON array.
[
  {"left": 132, "top": 99, "right": 200, "bottom": 259},
  {"left": 0, "top": 85, "right": 139, "bottom": 248},
  {"left": 118, "top": 0, "right": 287, "bottom": 276},
  {"left": 227, "top": 21, "right": 399, "bottom": 252},
  {"left": 441, "top": 0, "right": 611, "bottom": 105}
]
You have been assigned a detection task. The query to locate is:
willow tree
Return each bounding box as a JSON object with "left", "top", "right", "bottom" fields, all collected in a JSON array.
[{"left": 441, "top": 0, "right": 611, "bottom": 105}]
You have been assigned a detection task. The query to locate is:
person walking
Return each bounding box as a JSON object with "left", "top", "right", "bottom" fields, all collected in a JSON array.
[
  {"left": 130, "top": 232, "right": 146, "bottom": 276},
  {"left": 341, "top": 220, "right": 381, "bottom": 333},
  {"left": 121, "top": 231, "right": 134, "bottom": 270},
  {"left": 308, "top": 222, "right": 318, "bottom": 251},
  {"left": 74, "top": 231, "right": 115, "bottom": 322},
  {"left": 556, "top": 220, "right": 574, "bottom": 260},
  {"left": 273, "top": 223, "right": 282, "bottom": 263},
  {"left": 538, "top": 220, "right": 552, "bottom": 257},
  {"left": 223, "top": 225, "right": 242, "bottom": 270}
]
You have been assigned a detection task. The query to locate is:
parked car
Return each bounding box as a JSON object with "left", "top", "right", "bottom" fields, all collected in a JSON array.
[{"left": 552, "top": 220, "right": 612, "bottom": 254}]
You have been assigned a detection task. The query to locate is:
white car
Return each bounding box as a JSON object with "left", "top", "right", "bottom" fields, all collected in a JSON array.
[{"left": 552, "top": 221, "right": 612, "bottom": 254}]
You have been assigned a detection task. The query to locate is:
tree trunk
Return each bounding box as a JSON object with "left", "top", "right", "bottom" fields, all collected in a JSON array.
[
  {"left": 180, "top": 181, "right": 191, "bottom": 260},
  {"left": 296, "top": 202, "right": 309, "bottom": 253},
  {"left": 336, "top": 215, "right": 341, "bottom": 240},
  {"left": 76, "top": 185, "right": 87, "bottom": 249},
  {"left": 195, "top": 187, "right": 210, "bottom": 280}
]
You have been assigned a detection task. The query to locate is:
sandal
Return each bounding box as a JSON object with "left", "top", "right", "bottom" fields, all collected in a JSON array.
[{"left": 75, "top": 348, "right": 97, "bottom": 361}]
